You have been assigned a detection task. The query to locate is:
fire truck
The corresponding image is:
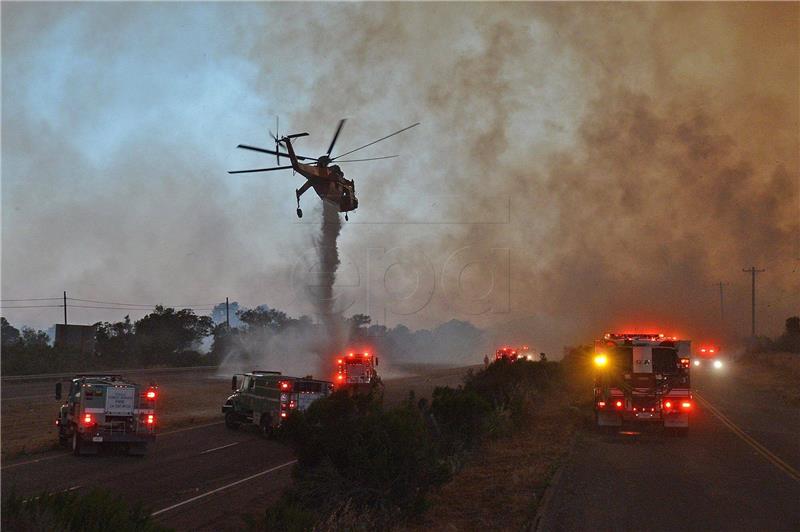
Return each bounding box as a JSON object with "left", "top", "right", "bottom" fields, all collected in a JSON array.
[
  {"left": 693, "top": 343, "right": 727, "bottom": 370},
  {"left": 593, "top": 333, "right": 692, "bottom": 435},
  {"left": 335, "top": 352, "right": 381, "bottom": 394},
  {"left": 222, "top": 371, "right": 333, "bottom": 436},
  {"left": 495, "top": 346, "right": 536, "bottom": 361},
  {"left": 495, "top": 347, "right": 518, "bottom": 361},
  {"left": 55, "top": 374, "right": 157, "bottom": 456}
]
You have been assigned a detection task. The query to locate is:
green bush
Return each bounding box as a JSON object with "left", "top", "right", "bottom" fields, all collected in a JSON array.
[
  {"left": 262, "top": 359, "right": 563, "bottom": 529},
  {"left": 273, "top": 391, "right": 447, "bottom": 526},
  {"left": 2, "top": 489, "right": 164, "bottom": 532},
  {"left": 430, "top": 386, "right": 494, "bottom": 455}
]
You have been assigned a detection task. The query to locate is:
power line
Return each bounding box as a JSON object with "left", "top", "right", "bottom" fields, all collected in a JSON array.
[
  {"left": 67, "top": 297, "right": 219, "bottom": 308},
  {"left": 2, "top": 304, "right": 215, "bottom": 311},
  {"left": 0, "top": 304, "right": 64, "bottom": 309},
  {"left": 0, "top": 297, "right": 62, "bottom": 302}
]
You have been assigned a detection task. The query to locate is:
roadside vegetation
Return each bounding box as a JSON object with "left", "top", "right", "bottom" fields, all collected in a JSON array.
[
  {"left": 251, "top": 358, "right": 573, "bottom": 530},
  {"left": 1, "top": 305, "right": 485, "bottom": 376},
  {"left": 1, "top": 489, "right": 165, "bottom": 532},
  {"left": 738, "top": 316, "right": 800, "bottom": 406}
]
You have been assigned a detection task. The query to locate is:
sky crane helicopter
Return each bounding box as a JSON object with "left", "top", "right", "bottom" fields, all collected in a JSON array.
[{"left": 229, "top": 118, "right": 419, "bottom": 220}]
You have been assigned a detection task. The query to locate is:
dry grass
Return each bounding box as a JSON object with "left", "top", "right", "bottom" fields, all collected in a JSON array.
[
  {"left": 1, "top": 366, "right": 470, "bottom": 461},
  {"left": 410, "top": 389, "right": 581, "bottom": 531},
  {"left": 738, "top": 351, "right": 800, "bottom": 406},
  {"left": 1, "top": 371, "right": 231, "bottom": 460}
]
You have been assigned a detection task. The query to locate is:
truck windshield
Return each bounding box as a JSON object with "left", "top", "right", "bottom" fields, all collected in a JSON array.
[
  {"left": 609, "top": 346, "right": 633, "bottom": 372},
  {"left": 295, "top": 381, "right": 323, "bottom": 393}
]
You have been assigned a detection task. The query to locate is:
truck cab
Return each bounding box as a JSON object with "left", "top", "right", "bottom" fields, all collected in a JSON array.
[
  {"left": 55, "top": 374, "right": 157, "bottom": 455},
  {"left": 593, "top": 333, "right": 692, "bottom": 435},
  {"left": 222, "top": 371, "right": 333, "bottom": 436}
]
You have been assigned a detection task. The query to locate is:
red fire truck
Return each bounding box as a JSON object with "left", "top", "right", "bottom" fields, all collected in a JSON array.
[
  {"left": 593, "top": 333, "right": 692, "bottom": 435},
  {"left": 335, "top": 352, "right": 381, "bottom": 394}
]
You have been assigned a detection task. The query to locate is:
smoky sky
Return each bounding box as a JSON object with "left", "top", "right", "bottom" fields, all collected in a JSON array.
[{"left": 2, "top": 3, "right": 798, "bottom": 358}]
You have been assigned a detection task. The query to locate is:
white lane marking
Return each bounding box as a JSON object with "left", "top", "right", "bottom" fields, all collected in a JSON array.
[
  {"left": 1, "top": 421, "right": 224, "bottom": 470},
  {"left": 1, "top": 394, "right": 53, "bottom": 401},
  {"left": 151, "top": 460, "right": 297, "bottom": 517},
  {"left": 1, "top": 453, "right": 71, "bottom": 470},
  {"left": 159, "top": 421, "right": 223, "bottom": 436},
  {"left": 199, "top": 442, "right": 240, "bottom": 455}
]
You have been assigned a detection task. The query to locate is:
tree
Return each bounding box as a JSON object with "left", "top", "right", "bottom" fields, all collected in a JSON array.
[
  {"left": 778, "top": 316, "right": 800, "bottom": 353},
  {"left": 134, "top": 306, "right": 213, "bottom": 365},
  {"left": 20, "top": 327, "right": 50, "bottom": 348},
  {"left": 1, "top": 317, "right": 20, "bottom": 346},
  {"left": 94, "top": 316, "right": 135, "bottom": 359},
  {"left": 237, "top": 306, "right": 291, "bottom": 331}
]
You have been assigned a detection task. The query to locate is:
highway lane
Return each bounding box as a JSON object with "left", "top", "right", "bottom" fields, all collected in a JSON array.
[
  {"left": 2, "top": 365, "right": 471, "bottom": 530},
  {"left": 3, "top": 421, "right": 295, "bottom": 530},
  {"left": 538, "top": 369, "right": 800, "bottom": 531}
]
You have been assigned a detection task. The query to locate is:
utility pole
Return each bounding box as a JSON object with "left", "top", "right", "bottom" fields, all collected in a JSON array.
[
  {"left": 742, "top": 267, "right": 765, "bottom": 337},
  {"left": 63, "top": 291, "right": 68, "bottom": 325},
  {"left": 715, "top": 281, "right": 729, "bottom": 322},
  {"left": 225, "top": 297, "right": 230, "bottom": 329}
]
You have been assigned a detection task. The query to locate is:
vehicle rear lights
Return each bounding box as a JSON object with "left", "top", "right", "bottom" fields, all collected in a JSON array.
[
  {"left": 146, "top": 414, "right": 155, "bottom": 425},
  {"left": 664, "top": 401, "right": 672, "bottom": 409},
  {"left": 146, "top": 388, "right": 156, "bottom": 399},
  {"left": 681, "top": 401, "right": 692, "bottom": 410},
  {"left": 280, "top": 412, "right": 287, "bottom": 418},
  {"left": 615, "top": 400, "right": 623, "bottom": 409},
  {"left": 280, "top": 381, "right": 292, "bottom": 391},
  {"left": 709, "top": 349, "right": 715, "bottom": 353},
  {"left": 597, "top": 401, "right": 606, "bottom": 408},
  {"left": 82, "top": 413, "right": 93, "bottom": 425}
]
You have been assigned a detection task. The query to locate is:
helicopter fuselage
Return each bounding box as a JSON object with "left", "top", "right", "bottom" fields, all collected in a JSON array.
[{"left": 284, "top": 139, "right": 358, "bottom": 213}]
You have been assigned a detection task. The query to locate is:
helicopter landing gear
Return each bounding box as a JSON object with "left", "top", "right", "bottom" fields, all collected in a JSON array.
[{"left": 296, "top": 208, "right": 303, "bottom": 218}]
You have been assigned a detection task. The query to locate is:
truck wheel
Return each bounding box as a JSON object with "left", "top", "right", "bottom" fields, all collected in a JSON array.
[
  {"left": 225, "top": 412, "right": 241, "bottom": 430},
  {"left": 71, "top": 431, "right": 83, "bottom": 456},
  {"left": 259, "top": 415, "right": 273, "bottom": 439}
]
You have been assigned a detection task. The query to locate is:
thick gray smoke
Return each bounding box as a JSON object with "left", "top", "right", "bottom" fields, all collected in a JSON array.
[
  {"left": 314, "top": 200, "right": 344, "bottom": 349},
  {"left": 3, "top": 3, "right": 797, "bottom": 361}
]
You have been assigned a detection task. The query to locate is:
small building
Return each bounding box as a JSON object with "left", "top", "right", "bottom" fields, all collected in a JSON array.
[{"left": 55, "top": 324, "right": 97, "bottom": 354}]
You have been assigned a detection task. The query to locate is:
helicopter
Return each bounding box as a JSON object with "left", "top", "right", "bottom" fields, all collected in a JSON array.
[{"left": 229, "top": 118, "right": 419, "bottom": 220}]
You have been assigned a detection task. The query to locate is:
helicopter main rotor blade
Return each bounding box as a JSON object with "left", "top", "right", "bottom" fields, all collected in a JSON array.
[
  {"left": 335, "top": 155, "right": 399, "bottom": 163},
  {"left": 332, "top": 122, "right": 419, "bottom": 161},
  {"left": 228, "top": 165, "right": 293, "bottom": 174},
  {"left": 326, "top": 118, "right": 347, "bottom": 157},
  {"left": 237, "top": 144, "right": 316, "bottom": 161}
]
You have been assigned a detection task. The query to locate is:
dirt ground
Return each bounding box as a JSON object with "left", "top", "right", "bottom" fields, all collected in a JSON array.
[
  {"left": 412, "top": 388, "right": 582, "bottom": 531},
  {"left": 737, "top": 351, "right": 800, "bottom": 406}
]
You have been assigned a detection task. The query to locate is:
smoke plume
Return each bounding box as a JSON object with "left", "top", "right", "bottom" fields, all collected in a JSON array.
[{"left": 314, "top": 200, "right": 344, "bottom": 348}]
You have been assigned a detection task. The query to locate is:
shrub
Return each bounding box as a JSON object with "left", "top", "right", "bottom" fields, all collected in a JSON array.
[{"left": 2, "top": 489, "right": 164, "bottom": 532}]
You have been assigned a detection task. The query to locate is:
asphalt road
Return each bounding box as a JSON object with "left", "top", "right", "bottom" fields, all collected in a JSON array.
[
  {"left": 1, "top": 365, "right": 470, "bottom": 530},
  {"left": 538, "top": 364, "right": 800, "bottom": 531}
]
